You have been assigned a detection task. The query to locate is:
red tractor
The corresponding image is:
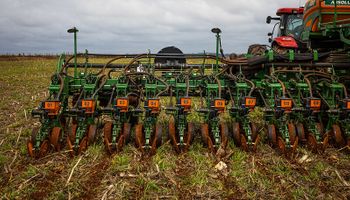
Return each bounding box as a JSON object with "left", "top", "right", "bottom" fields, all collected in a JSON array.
[{"left": 266, "top": 7, "right": 305, "bottom": 54}]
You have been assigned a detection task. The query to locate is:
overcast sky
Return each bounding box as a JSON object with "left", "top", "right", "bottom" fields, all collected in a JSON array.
[{"left": 0, "top": 0, "right": 306, "bottom": 54}]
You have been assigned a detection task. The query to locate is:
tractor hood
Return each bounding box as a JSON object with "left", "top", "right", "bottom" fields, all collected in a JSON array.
[{"left": 274, "top": 36, "right": 298, "bottom": 48}]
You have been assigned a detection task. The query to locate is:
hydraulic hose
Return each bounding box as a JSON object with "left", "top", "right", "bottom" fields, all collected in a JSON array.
[
  {"left": 107, "top": 86, "right": 116, "bottom": 107},
  {"left": 124, "top": 54, "right": 149, "bottom": 73},
  {"left": 100, "top": 56, "right": 125, "bottom": 75},
  {"left": 185, "top": 75, "right": 190, "bottom": 97},
  {"left": 92, "top": 75, "right": 107, "bottom": 98},
  {"left": 56, "top": 74, "right": 64, "bottom": 100}
]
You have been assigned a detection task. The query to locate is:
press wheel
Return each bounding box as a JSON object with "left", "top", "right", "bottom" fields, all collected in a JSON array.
[
  {"left": 123, "top": 123, "right": 132, "bottom": 144},
  {"left": 307, "top": 134, "right": 318, "bottom": 152},
  {"left": 277, "top": 136, "right": 286, "bottom": 154},
  {"left": 87, "top": 124, "right": 97, "bottom": 145},
  {"left": 27, "top": 128, "right": 38, "bottom": 158},
  {"left": 151, "top": 124, "right": 162, "bottom": 155},
  {"left": 232, "top": 122, "right": 241, "bottom": 146},
  {"left": 169, "top": 118, "right": 179, "bottom": 152},
  {"left": 240, "top": 134, "right": 248, "bottom": 151},
  {"left": 315, "top": 123, "right": 324, "bottom": 138},
  {"left": 332, "top": 124, "right": 345, "bottom": 147},
  {"left": 50, "top": 127, "right": 62, "bottom": 151},
  {"left": 67, "top": 124, "right": 77, "bottom": 156},
  {"left": 185, "top": 122, "right": 194, "bottom": 151},
  {"left": 251, "top": 123, "right": 258, "bottom": 142},
  {"left": 220, "top": 123, "right": 229, "bottom": 149},
  {"left": 78, "top": 136, "right": 88, "bottom": 154},
  {"left": 135, "top": 124, "right": 144, "bottom": 151},
  {"left": 296, "top": 123, "right": 306, "bottom": 143},
  {"left": 287, "top": 123, "right": 297, "bottom": 145},
  {"left": 201, "top": 123, "right": 214, "bottom": 152},
  {"left": 39, "top": 139, "right": 50, "bottom": 158},
  {"left": 251, "top": 123, "right": 260, "bottom": 152},
  {"left": 268, "top": 124, "right": 277, "bottom": 146},
  {"left": 103, "top": 122, "right": 113, "bottom": 154}
]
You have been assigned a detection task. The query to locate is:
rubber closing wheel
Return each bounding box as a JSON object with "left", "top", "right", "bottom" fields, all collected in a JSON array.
[
  {"left": 103, "top": 122, "right": 113, "bottom": 154},
  {"left": 116, "top": 123, "right": 130, "bottom": 153},
  {"left": 67, "top": 124, "right": 77, "bottom": 156},
  {"left": 50, "top": 127, "right": 62, "bottom": 151},
  {"left": 27, "top": 128, "right": 38, "bottom": 158},
  {"left": 135, "top": 124, "right": 144, "bottom": 152},
  {"left": 87, "top": 124, "right": 97, "bottom": 145},
  {"left": 277, "top": 136, "right": 286, "bottom": 154},
  {"left": 232, "top": 122, "right": 241, "bottom": 146},
  {"left": 251, "top": 123, "right": 258, "bottom": 142},
  {"left": 123, "top": 123, "right": 132, "bottom": 144},
  {"left": 308, "top": 134, "right": 317, "bottom": 153},
  {"left": 220, "top": 122, "right": 229, "bottom": 149},
  {"left": 287, "top": 123, "right": 297, "bottom": 145},
  {"left": 250, "top": 123, "right": 259, "bottom": 151},
  {"left": 185, "top": 123, "right": 194, "bottom": 151},
  {"left": 39, "top": 139, "right": 50, "bottom": 158},
  {"left": 268, "top": 124, "right": 277, "bottom": 146},
  {"left": 333, "top": 124, "right": 345, "bottom": 147},
  {"left": 151, "top": 124, "right": 162, "bottom": 155},
  {"left": 240, "top": 134, "right": 248, "bottom": 151},
  {"left": 201, "top": 123, "right": 214, "bottom": 152},
  {"left": 296, "top": 123, "right": 306, "bottom": 143},
  {"left": 169, "top": 117, "right": 179, "bottom": 153},
  {"left": 78, "top": 136, "right": 88, "bottom": 154}
]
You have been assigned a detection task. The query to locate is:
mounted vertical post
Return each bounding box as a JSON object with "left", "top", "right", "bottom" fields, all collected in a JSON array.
[
  {"left": 67, "top": 27, "right": 79, "bottom": 78},
  {"left": 211, "top": 28, "right": 222, "bottom": 73}
]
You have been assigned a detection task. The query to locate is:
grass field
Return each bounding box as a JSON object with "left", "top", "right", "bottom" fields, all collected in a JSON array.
[{"left": 1, "top": 57, "right": 350, "bottom": 199}]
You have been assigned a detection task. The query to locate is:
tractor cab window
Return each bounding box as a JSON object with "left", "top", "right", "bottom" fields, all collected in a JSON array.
[{"left": 285, "top": 14, "right": 303, "bottom": 39}]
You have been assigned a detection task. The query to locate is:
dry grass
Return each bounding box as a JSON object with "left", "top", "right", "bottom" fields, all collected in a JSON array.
[{"left": 1, "top": 57, "right": 350, "bottom": 199}]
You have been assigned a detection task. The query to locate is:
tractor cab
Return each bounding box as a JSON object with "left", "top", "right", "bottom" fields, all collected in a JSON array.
[{"left": 266, "top": 8, "right": 305, "bottom": 52}]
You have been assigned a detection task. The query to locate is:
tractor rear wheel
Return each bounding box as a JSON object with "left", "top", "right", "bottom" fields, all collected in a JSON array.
[
  {"left": 272, "top": 44, "right": 289, "bottom": 55},
  {"left": 247, "top": 44, "right": 267, "bottom": 56}
]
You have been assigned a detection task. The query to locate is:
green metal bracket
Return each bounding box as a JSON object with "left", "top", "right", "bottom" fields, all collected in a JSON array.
[
  {"left": 268, "top": 50, "right": 274, "bottom": 62},
  {"left": 288, "top": 50, "right": 295, "bottom": 62},
  {"left": 67, "top": 27, "right": 79, "bottom": 78},
  {"left": 313, "top": 50, "right": 319, "bottom": 61}
]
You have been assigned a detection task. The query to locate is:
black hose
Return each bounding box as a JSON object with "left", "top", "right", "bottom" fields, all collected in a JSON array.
[
  {"left": 107, "top": 86, "right": 116, "bottom": 107},
  {"left": 92, "top": 75, "right": 107, "bottom": 98}
]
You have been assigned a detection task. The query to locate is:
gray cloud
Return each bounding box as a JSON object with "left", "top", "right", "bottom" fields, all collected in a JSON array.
[{"left": 0, "top": 0, "right": 306, "bottom": 54}]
